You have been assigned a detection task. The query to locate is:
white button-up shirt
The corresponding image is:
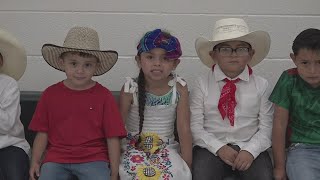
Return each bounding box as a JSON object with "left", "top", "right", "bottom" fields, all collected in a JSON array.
[
  {"left": 0, "top": 74, "right": 30, "bottom": 155},
  {"left": 190, "top": 65, "right": 273, "bottom": 158}
]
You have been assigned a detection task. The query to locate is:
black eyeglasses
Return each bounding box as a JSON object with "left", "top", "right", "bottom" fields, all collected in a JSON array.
[{"left": 215, "top": 47, "right": 251, "bottom": 56}]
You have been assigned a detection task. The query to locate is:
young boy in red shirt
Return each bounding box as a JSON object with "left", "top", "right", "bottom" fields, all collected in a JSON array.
[{"left": 29, "top": 26, "right": 126, "bottom": 180}]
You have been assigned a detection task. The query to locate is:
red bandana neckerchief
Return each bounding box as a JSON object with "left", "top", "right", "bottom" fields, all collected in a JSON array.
[{"left": 212, "top": 65, "right": 253, "bottom": 126}]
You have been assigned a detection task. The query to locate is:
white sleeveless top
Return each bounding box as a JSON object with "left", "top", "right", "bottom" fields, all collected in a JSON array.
[
  {"left": 119, "top": 75, "right": 192, "bottom": 180},
  {"left": 123, "top": 75, "right": 186, "bottom": 141}
]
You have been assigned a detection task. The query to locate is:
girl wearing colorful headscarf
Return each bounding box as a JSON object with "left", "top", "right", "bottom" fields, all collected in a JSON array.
[{"left": 119, "top": 29, "right": 192, "bottom": 180}]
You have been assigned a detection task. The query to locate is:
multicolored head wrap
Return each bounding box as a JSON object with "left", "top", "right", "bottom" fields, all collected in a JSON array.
[{"left": 137, "top": 29, "right": 182, "bottom": 60}]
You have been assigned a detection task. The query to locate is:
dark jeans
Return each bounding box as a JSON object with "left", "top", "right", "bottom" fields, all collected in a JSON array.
[
  {"left": 0, "top": 146, "right": 29, "bottom": 180},
  {"left": 192, "top": 145, "right": 273, "bottom": 180}
]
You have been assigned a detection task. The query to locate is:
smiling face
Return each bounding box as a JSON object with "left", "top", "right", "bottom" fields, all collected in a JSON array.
[
  {"left": 136, "top": 48, "right": 180, "bottom": 85},
  {"left": 209, "top": 41, "right": 255, "bottom": 78},
  {"left": 59, "top": 52, "right": 99, "bottom": 90},
  {"left": 291, "top": 48, "right": 320, "bottom": 88}
]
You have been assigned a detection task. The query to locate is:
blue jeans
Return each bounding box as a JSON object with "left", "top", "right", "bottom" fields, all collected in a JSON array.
[
  {"left": 286, "top": 143, "right": 320, "bottom": 180},
  {"left": 39, "top": 161, "right": 111, "bottom": 180},
  {"left": 192, "top": 145, "right": 273, "bottom": 180},
  {"left": 0, "top": 146, "right": 29, "bottom": 180}
]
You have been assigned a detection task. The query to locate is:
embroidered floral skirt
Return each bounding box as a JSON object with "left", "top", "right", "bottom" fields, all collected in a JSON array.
[{"left": 119, "top": 132, "right": 191, "bottom": 180}]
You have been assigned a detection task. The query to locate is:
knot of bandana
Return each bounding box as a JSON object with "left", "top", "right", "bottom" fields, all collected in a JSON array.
[{"left": 137, "top": 29, "right": 182, "bottom": 60}]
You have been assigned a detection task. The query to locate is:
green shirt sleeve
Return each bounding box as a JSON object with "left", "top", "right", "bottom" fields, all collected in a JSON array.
[{"left": 269, "top": 71, "right": 293, "bottom": 110}]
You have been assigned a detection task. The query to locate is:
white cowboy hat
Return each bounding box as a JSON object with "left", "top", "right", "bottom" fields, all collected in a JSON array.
[
  {"left": 0, "top": 28, "right": 27, "bottom": 80},
  {"left": 42, "top": 26, "right": 118, "bottom": 76},
  {"left": 195, "top": 18, "right": 270, "bottom": 68}
]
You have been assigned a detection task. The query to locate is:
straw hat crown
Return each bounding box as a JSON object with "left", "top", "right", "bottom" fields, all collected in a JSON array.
[{"left": 63, "top": 27, "right": 100, "bottom": 50}]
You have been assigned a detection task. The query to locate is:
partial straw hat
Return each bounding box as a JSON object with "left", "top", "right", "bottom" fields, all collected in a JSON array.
[
  {"left": 195, "top": 18, "right": 270, "bottom": 68},
  {"left": 0, "top": 28, "right": 27, "bottom": 80},
  {"left": 42, "top": 26, "right": 118, "bottom": 76}
]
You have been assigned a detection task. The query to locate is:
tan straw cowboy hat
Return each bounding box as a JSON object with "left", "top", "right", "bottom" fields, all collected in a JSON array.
[
  {"left": 195, "top": 18, "right": 270, "bottom": 68},
  {"left": 0, "top": 28, "right": 27, "bottom": 80},
  {"left": 42, "top": 26, "right": 118, "bottom": 76}
]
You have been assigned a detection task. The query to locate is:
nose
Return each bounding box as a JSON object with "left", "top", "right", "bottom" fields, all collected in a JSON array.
[
  {"left": 230, "top": 50, "right": 238, "bottom": 57},
  {"left": 153, "top": 58, "right": 161, "bottom": 66},
  {"left": 76, "top": 65, "right": 85, "bottom": 73},
  {"left": 310, "top": 65, "right": 316, "bottom": 74}
]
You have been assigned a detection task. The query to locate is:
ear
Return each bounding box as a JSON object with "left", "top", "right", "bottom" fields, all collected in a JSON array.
[
  {"left": 173, "top": 59, "right": 180, "bottom": 69},
  {"left": 58, "top": 58, "right": 65, "bottom": 70},
  {"left": 250, "top": 49, "right": 255, "bottom": 58},
  {"left": 290, "top": 53, "right": 298, "bottom": 66},
  {"left": 135, "top": 55, "right": 141, "bottom": 67},
  {"left": 209, "top": 50, "right": 216, "bottom": 60},
  {"left": 96, "top": 60, "right": 101, "bottom": 68}
]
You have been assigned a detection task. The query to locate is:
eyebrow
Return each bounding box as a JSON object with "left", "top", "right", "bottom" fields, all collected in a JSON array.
[{"left": 218, "top": 43, "right": 251, "bottom": 47}]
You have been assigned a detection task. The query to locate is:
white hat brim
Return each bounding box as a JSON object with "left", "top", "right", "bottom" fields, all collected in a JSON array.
[
  {"left": 195, "top": 30, "right": 270, "bottom": 68},
  {"left": 0, "top": 29, "right": 27, "bottom": 81},
  {"left": 42, "top": 44, "right": 118, "bottom": 76}
]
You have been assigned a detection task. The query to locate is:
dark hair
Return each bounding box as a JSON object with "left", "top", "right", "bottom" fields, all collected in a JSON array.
[
  {"left": 59, "top": 51, "right": 99, "bottom": 62},
  {"left": 137, "top": 69, "right": 146, "bottom": 134},
  {"left": 212, "top": 41, "right": 252, "bottom": 51},
  {"left": 292, "top": 28, "right": 320, "bottom": 55},
  {"left": 0, "top": 52, "right": 3, "bottom": 61}
]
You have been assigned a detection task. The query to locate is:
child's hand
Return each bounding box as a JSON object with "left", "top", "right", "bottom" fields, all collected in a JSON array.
[
  {"left": 217, "top": 145, "right": 238, "bottom": 166},
  {"left": 273, "top": 167, "right": 287, "bottom": 180},
  {"left": 29, "top": 161, "right": 40, "bottom": 180},
  {"left": 232, "top": 150, "right": 254, "bottom": 171},
  {"left": 110, "top": 173, "right": 119, "bottom": 180}
]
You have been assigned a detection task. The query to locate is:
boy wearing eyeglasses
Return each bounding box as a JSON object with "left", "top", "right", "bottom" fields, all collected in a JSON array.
[{"left": 190, "top": 18, "right": 274, "bottom": 180}]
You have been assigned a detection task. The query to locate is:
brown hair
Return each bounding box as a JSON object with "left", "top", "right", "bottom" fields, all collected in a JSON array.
[{"left": 59, "top": 51, "right": 99, "bottom": 62}]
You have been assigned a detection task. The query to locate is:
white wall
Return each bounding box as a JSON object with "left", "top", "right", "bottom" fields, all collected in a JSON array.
[{"left": 1, "top": 0, "right": 320, "bottom": 91}]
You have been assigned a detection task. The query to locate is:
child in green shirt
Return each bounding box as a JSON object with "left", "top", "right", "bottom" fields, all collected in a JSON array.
[{"left": 270, "top": 28, "right": 320, "bottom": 180}]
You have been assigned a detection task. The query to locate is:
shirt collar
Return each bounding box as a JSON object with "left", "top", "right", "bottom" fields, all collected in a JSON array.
[{"left": 213, "top": 65, "right": 250, "bottom": 82}]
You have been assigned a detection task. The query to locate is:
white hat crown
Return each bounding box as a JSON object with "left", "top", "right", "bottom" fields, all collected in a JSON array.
[{"left": 212, "top": 18, "right": 250, "bottom": 41}]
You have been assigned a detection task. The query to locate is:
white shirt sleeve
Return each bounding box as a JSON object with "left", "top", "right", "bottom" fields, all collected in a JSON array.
[
  {"left": 241, "top": 77, "right": 274, "bottom": 158},
  {"left": 0, "top": 78, "right": 21, "bottom": 134},
  {"left": 190, "top": 76, "right": 226, "bottom": 156}
]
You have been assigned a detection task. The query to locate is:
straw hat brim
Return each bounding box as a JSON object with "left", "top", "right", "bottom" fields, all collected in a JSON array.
[
  {"left": 42, "top": 44, "right": 118, "bottom": 76},
  {"left": 0, "top": 29, "right": 27, "bottom": 81},
  {"left": 195, "top": 31, "right": 270, "bottom": 68}
]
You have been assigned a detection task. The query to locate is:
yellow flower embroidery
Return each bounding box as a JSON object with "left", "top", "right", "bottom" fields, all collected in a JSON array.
[
  {"left": 138, "top": 132, "right": 163, "bottom": 154},
  {"left": 137, "top": 165, "right": 161, "bottom": 180}
]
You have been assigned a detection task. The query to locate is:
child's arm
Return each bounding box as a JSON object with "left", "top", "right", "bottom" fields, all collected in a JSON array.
[
  {"left": 272, "top": 104, "right": 289, "bottom": 180},
  {"left": 29, "top": 132, "right": 48, "bottom": 180},
  {"left": 0, "top": 80, "right": 21, "bottom": 134},
  {"left": 176, "top": 84, "right": 192, "bottom": 169},
  {"left": 119, "top": 85, "right": 133, "bottom": 123},
  {"left": 235, "top": 79, "right": 273, "bottom": 171},
  {"left": 107, "top": 137, "right": 121, "bottom": 180}
]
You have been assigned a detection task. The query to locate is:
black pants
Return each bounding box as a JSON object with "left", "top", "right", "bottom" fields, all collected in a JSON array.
[
  {"left": 0, "top": 146, "right": 29, "bottom": 180},
  {"left": 192, "top": 145, "right": 273, "bottom": 180}
]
